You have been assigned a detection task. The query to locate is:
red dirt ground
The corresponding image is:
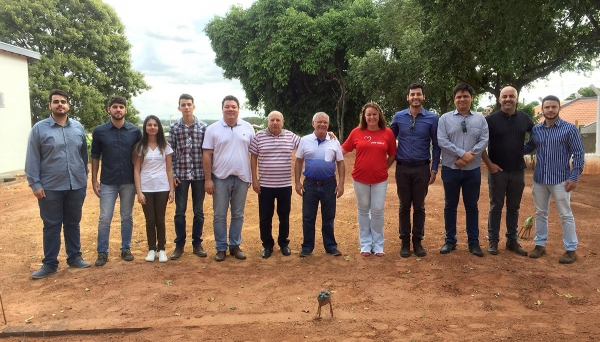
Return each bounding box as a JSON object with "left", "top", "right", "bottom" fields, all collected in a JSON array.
[{"left": 1, "top": 154, "right": 599, "bottom": 341}]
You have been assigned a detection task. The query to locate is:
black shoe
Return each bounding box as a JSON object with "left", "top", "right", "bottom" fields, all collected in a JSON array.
[
  {"left": 299, "top": 250, "right": 311, "bottom": 257},
  {"left": 506, "top": 240, "right": 528, "bottom": 256},
  {"left": 440, "top": 243, "right": 456, "bottom": 254},
  {"left": 487, "top": 241, "right": 499, "bottom": 255},
  {"left": 400, "top": 239, "right": 411, "bottom": 258},
  {"left": 469, "top": 244, "right": 484, "bottom": 257},
  {"left": 230, "top": 246, "right": 247, "bottom": 260},
  {"left": 170, "top": 247, "right": 184, "bottom": 260},
  {"left": 193, "top": 245, "right": 207, "bottom": 257},
  {"left": 121, "top": 249, "right": 134, "bottom": 261},
  {"left": 326, "top": 248, "right": 342, "bottom": 256},
  {"left": 214, "top": 251, "right": 226, "bottom": 262},
  {"left": 281, "top": 246, "right": 292, "bottom": 256},
  {"left": 413, "top": 238, "right": 427, "bottom": 257},
  {"left": 95, "top": 253, "right": 108, "bottom": 266},
  {"left": 262, "top": 248, "right": 273, "bottom": 259}
]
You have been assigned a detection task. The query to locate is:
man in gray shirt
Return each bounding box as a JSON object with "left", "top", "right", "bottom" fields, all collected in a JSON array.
[
  {"left": 437, "top": 83, "right": 489, "bottom": 257},
  {"left": 25, "top": 89, "right": 91, "bottom": 279}
]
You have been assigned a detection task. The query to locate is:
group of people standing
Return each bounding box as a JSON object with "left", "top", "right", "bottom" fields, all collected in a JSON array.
[{"left": 25, "top": 82, "right": 585, "bottom": 279}]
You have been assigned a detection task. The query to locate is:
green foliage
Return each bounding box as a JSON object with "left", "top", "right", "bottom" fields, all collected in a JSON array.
[
  {"left": 205, "top": 0, "right": 381, "bottom": 139},
  {"left": 565, "top": 86, "right": 597, "bottom": 100},
  {"left": 0, "top": 0, "right": 150, "bottom": 129},
  {"left": 242, "top": 116, "right": 264, "bottom": 127}
]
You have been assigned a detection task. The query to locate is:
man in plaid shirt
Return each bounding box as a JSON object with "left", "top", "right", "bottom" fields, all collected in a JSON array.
[{"left": 168, "top": 94, "right": 208, "bottom": 260}]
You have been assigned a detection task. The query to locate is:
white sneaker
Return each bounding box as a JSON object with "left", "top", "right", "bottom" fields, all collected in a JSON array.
[
  {"left": 145, "top": 250, "right": 156, "bottom": 262},
  {"left": 158, "top": 250, "right": 168, "bottom": 263}
]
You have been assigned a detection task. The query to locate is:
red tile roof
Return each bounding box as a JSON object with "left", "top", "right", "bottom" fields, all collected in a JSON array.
[{"left": 534, "top": 98, "right": 597, "bottom": 127}]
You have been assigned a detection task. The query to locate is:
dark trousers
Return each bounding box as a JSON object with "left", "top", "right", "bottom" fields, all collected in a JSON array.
[
  {"left": 487, "top": 170, "right": 525, "bottom": 243},
  {"left": 174, "top": 179, "right": 205, "bottom": 248},
  {"left": 258, "top": 186, "right": 292, "bottom": 249},
  {"left": 38, "top": 187, "right": 87, "bottom": 269},
  {"left": 142, "top": 191, "right": 169, "bottom": 251},
  {"left": 442, "top": 167, "right": 481, "bottom": 245},
  {"left": 301, "top": 179, "right": 338, "bottom": 252},
  {"left": 395, "top": 162, "right": 430, "bottom": 240}
]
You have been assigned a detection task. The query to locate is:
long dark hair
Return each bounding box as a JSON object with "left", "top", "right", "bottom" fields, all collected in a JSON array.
[
  {"left": 358, "top": 102, "right": 386, "bottom": 130},
  {"left": 134, "top": 115, "right": 167, "bottom": 163}
]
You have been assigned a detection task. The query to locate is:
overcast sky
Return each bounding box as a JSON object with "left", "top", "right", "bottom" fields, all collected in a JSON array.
[{"left": 103, "top": 0, "right": 599, "bottom": 120}]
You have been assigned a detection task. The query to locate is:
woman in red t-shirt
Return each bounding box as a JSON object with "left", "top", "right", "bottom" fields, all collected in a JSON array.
[{"left": 341, "top": 103, "right": 396, "bottom": 256}]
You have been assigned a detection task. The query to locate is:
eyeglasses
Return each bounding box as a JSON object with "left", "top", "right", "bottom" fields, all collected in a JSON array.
[
  {"left": 461, "top": 120, "right": 467, "bottom": 133},
  {"left": 409, "top": 117, "right": 416, "bottom": 131}
]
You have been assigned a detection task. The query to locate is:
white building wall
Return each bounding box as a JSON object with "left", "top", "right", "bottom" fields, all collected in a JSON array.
[{"left": 0, "top": 51, "right": 33, "bottom": 175}]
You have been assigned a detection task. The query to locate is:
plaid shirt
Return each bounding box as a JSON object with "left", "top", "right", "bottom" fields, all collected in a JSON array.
[{"left": 168, "top": 117, "right": 207, "bottom": 180}]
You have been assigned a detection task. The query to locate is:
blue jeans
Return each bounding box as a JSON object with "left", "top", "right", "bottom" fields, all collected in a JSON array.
[
  {"left": 441, "top": 167, "right": 481, "bottom": 245},
  {"left": 532, "top": 182, "right": 578, "bottom": 251},
  {"left": 174, "top": 179, "right": 205, "bottom": 249},
  {"left": 212, "top": 175, "right": 249, "bottom": 251},
  {"left": 97, "top": 183, "right": 135, "bottom": 254},
  {"left": 487, "top": 170, "right": 525, "bottom": 243},
  {"left": 38, "top": 187, "right": 87, "bottom": 269},
  {"left": 301, "top": 179, "right": 338, "bottom": 252},
  {"left": 354, "top": 180, "right": 387, "bottom": 254}
]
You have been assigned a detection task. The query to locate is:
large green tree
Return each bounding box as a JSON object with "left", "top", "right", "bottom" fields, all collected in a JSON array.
[
  {"left": 205, "top": 0, "right": 380, "bottom": 138},
  {"left": 566, "top": 86, "right": 597, "bottom": 100},
  {"left": 0, "top": 0, "right": 149, "bottom": 129}
]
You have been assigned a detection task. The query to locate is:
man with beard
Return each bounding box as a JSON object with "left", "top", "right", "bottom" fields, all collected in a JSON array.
[
  {"left": 390, "top": 83, "right": 441, "bottom": 258},
  {"left": 91, "top": 96, "right": 142, "bottom": 266},
  {"left": 482, "top": 86, "right": 533, "bottom": 256},
  {"left": 26, "top": 89, "right": 90, "bottom": 278},
  {"left": 524, "top": 95, "right": 584, "bottom": 264}
]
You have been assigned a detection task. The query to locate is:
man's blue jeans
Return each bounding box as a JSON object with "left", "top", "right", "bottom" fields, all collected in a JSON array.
[
  {"left": 532, "top": 181, "right": 578, "bottom": 251},
  {"left": 301, "top": 179, "right": 338, "bottom": 253},
  {"left": 487, "top": 170, "right": 525, "bottom": 243},
  {"left": 212, "top": 175, "right": 249, "bottom": 252},
  {"left": 442, "top": 167, "right": 481, "bottom": 245},
  {"left": 174, "top": 179, "right": 205, "bottom": 249},
  {"left": 97, "top": 183, "right": 135, "bottom": 254},
  {"left": 38, "top": 187, "right": 87, "bottom": 269}
]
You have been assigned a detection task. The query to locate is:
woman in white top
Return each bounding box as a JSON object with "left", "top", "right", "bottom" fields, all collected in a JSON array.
[{"left": 133, "top": 115, "right": 174, "bottom": 262}]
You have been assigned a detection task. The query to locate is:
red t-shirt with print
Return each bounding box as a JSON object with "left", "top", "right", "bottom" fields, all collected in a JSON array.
[{"left": 341, "top": 127, "right": 396, "bottom": 184}]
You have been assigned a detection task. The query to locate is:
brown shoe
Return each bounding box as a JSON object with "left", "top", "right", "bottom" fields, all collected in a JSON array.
[
  {"left": 170, "top": 247, "right": 184, "bottom": 260},
  {"left": 214, "top": 251, "right": 226, "bottom": 262},
  {"left": 506, "top": 240, "right": 528, "bottom": 256},
  {"left": 558, "top": 251, "right": 578, "bottom": 264},
  {"left": 229, "top": 246, "right": 247, "bottom": 260},
  {"left": 193, "top": 245, "right": 207, "bottom": 257},
  {"left": 529, "top": 245, "right": 546, "bottom": 258}
]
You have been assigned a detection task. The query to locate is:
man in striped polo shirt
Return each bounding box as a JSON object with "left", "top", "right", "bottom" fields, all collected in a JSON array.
[
  {"left": 250, "top": 111, "right": 300, "bottom": 258},
  {"left": 524, "top": 95, "right": 585, "bottom": 264}
]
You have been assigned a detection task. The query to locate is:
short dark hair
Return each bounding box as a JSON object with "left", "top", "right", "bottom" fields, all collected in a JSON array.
[
  {"left": 452, "top": 83, "right": 474, "bottom": 98},
  {"left": 49, "top": 89, "right": 69, "bottom": 103},
  {"left": 179, "top": 94, "right": 194, "bottom": 105},
  {"left": 108, "top": 95, "right": 127, "bottom": 108},
  {"left": 542, "top": 95, "right": 561, "bottom": 107},
  {"left": 407, "top": 83, "right": 424, "bottom": 95},
  {"left": 222, "top": 95, "right": 240, "bottom": 108}
]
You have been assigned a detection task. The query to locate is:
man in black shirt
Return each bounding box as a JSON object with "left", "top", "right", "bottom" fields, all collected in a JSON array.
[{"left": 482, "top": 86, "right": 533, "bottom": 256}]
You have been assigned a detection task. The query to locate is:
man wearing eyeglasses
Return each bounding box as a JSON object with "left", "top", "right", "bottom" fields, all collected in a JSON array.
[
  {"left": 390, "top": 83, "right": 441, "bottom": 258},
  {"left": 482, "top": 86, "right": 533, "bottom": 256},
  {"left": 437, "top": 83, "right": 489, "bottom": 257}
]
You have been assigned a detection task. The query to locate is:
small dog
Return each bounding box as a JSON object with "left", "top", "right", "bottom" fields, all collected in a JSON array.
[{"left": 317, "top": 290, "right": 333, "bottom": 318}]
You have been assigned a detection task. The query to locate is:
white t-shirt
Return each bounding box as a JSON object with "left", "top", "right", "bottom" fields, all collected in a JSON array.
[
  {"left": 202, "top": 118, "right": 255, "bottom": 183},
  {"left": 139, "top": 144, "right": 173, "bottom": 192}
]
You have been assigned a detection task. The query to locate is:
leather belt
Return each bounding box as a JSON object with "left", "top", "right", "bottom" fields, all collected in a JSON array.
[
  {"left": 397, "top": 160, "right": 430, "bottom": 167},
  {"left": 304, "top": 176, "right": 336, "bottom": 185}
]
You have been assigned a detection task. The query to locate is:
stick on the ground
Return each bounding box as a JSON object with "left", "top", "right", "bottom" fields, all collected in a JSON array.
[{"left": 0, "top": 292, "right": 6, "bottom": 325}]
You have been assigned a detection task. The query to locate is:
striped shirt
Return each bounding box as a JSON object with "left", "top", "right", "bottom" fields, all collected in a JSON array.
[
  {"left": 437, "top": 110, "right": 489, "bottom": 170},
  {"left": 168, "top": 117, "right": 207, "bottom": 181},
  {"left": 524, "top": 118, "right": 585, "bottom": 184},
  {"left": 249, "top": 129, "right": 300, "bottom": 188}
]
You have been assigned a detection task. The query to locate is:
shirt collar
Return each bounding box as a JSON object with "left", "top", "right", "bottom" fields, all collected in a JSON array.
[
  {"left": 220, "top": 118, "right": 241, "bottom": 127},
  {"left": 265, "top": 128, "right": 287, "bottom": 137}
]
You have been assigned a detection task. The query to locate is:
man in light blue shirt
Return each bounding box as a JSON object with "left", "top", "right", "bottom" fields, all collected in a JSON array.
[
  {"left": 437, "top": 83, "right": 489, "bottom": 257},
  {"left": 524, "top": 95, "right": 585, "bottom": 264},
  {"left": 25, "top": 89, "right": 90, "bottom": 279}
]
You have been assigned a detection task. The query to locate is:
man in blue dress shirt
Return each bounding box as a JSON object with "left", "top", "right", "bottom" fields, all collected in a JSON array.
[
  {"left": 390, "top": 83, "right": 441, "bottom": 258},
  {"left": 25, "top": 89, "right": 91, "bottom": 279},
  {"left": 524, "top": 95, "right": 585, "bottom": 264}
]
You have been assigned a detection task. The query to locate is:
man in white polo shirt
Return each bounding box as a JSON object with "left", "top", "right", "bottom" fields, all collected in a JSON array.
[
  {"left": 203, "top": 95, "right": 255, "bottom": 262},
  {"left": 294, "top": 112, "right": 345, "bottom": 257},
  {"left": 249, "top": 111, "right": 301, "bottom": 258}
]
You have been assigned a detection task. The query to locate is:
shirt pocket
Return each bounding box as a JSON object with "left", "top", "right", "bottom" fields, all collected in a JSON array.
[{"left": 324, "top": 148, "right": 336, "bottom": 162}]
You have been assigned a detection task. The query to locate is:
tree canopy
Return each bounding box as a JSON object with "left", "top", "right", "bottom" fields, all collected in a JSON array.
[
  {"left": 0, "top": 0, "right": 149, "bottom": 129},
  {"left": 205, "top": 0, "right": 381, "bottom": 138},
  {"left": 566, "top": 86, "right": 598, "bottom": 100}
]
